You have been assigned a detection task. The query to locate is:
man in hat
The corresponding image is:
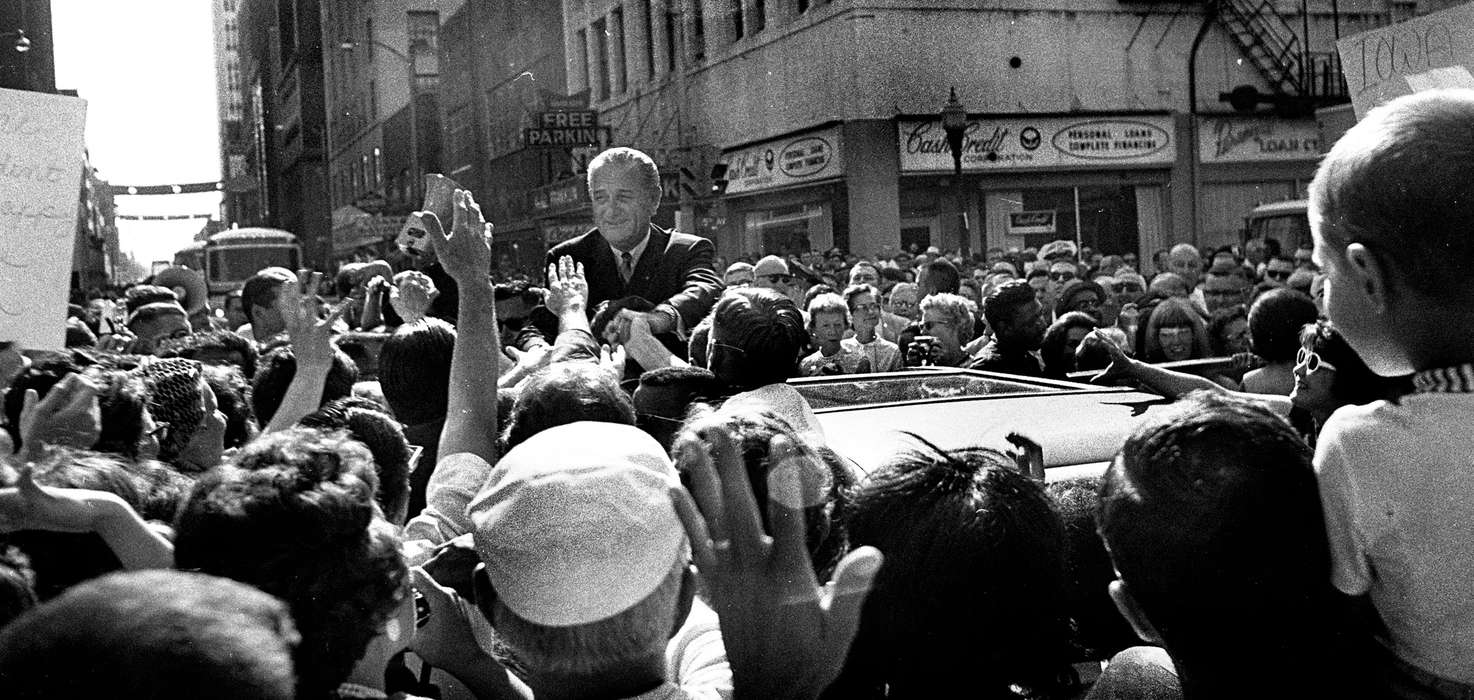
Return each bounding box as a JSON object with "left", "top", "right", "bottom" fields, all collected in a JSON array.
[{"left": 753, "top": 255, "right": 794, "bottom": 298}]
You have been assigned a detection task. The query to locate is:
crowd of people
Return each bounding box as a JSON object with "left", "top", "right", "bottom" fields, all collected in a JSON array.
[{"left": 0, "top": 89, "right": 1472, "bottom": 700}]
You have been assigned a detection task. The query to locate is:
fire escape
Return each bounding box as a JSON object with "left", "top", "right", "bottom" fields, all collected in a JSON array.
[{"left": 1213, "top": 0, "right": 1348, "bottom": 112}]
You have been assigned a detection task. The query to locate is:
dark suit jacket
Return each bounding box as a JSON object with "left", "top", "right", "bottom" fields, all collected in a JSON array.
[{"left": 545, "top": 224, "right": 722, "bottom": 328}]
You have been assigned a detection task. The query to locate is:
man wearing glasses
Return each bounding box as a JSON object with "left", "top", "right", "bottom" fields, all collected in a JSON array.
[
  {"left": 753, "top": 256, "right": 795, "bottom": 296},
  {"left": 1263, "top": 256, "right": 1296, "bottom": 287}
]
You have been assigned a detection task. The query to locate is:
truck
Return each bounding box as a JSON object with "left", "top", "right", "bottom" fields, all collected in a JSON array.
[{"left": 1242, "top": 199, "right": 1311, "bottom": 252}]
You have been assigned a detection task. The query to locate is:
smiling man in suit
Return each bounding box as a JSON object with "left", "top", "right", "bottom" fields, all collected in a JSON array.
[{"left": 547, "top": 147, "right": 722, "bottom": 345}]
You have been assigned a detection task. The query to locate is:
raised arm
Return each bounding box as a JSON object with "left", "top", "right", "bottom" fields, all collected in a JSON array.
[
  {"left": 671, "top": 424, "right": 882, "bottom": 700},
  {"left": 425, "top": 191, "right": 498, "bottom": 465},
  {"left": 262, "top": 271, "right": 349, "bottom": 434}
]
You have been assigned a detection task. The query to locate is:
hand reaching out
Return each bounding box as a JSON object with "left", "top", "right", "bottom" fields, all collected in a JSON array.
[
  {"left": 1086, "top": 329, "right": 1133, "bottom": 385},
  {"left": 546, "top": 255, "right": 589, "bottom": 316},
  {"left": 671, "top": 425, "right": 883, "bottom": 700},
  {"left": 0, "top": 465, "right": 124, "bottom": 534},
  {"left": 421, "top": 190, "right": 493, "bottom": 285},
  {"left": 277, "top": 270, "right": 348, "bottom": 368},
  {"left": 599, "top": 343, "right": 627, "bottom": 382}
]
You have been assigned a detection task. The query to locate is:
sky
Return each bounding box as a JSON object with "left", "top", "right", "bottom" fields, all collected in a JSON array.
[{"left": 52, "top": 0, "right": 222, "bottom": 269}]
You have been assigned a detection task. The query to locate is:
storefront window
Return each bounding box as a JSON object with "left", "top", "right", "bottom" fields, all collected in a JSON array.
[
  {"left": 741, "top": 202, "right": 831, "bottom": 258},
  {"left": 1009, "top": 186, "right": 1139, "bottom": 256}
]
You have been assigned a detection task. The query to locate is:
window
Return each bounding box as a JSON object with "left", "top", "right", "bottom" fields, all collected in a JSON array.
[
  {"left": 664, "top": 9, "right": 679, "bottom": 72},
  {"left": 276, "top": 0, "right": 297, "bottom": 60},
  {"left": 692, "top": 2, "right": 705, "bottom": 62},
  {"left": 373, "top": 147, "right": 383, "bottom": 189},
  {"left": 644, "top": 0, "right": 657, "bottom": 79},
  {"left": 408, "top": 11, "right": 440, "bottom": 77},
  {"left": 576, "top": 28, "right": 591, "bottom": 91},
  {"left": 610, "top": 7, "right": 627, "bottom": 94},
  {"left": 798, "top": 0, "right": 809, "bottom": 12},
  {"left": 369, "top": 80, "right": 377, "bottom": 120},
  {"left": 446, "top": 105, "right": 474, "bottom": 173},
  {"left": 732, "top": 0, "right": 744, "bottom": 40},
  {"left": 593, "top": 18, "right": 610, "bottom": 101}
]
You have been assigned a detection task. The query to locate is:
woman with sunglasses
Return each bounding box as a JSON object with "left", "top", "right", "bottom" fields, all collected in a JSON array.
[{"left": 1088, "top": 319, "right": 1406, "bottom": 445}]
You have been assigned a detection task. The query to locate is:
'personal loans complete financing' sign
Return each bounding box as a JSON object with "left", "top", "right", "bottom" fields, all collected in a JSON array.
[{"left": 898, "top": 115, "right": 1175, "bottom": 172}]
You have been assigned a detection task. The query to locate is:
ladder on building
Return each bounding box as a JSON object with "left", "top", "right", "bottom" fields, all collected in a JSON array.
[
  {"left": 1216, "top": 0, "right": 1305, "bottom": 94},
  {"left": 1214, "top": 0, "right": 1348, "bottom": 101}
]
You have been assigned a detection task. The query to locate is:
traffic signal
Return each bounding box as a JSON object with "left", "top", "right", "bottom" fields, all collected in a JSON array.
[{"left": 709, "top": 163, "right": 729, "bottom": 197}]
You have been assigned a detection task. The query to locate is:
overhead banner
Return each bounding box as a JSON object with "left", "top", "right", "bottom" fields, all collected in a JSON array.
[
  {"left": 1198, "top": 117, "right": 1321, "bottom": 163},
  {"left": 1338, "top": 2, "right": 1474, "bottom": 119},
  {"left": 721, "top": 126, "right": 844, "bottom": 195},
  {"left": 0, "top": 88, "right": 88, "bottom": 350},
  {"left": 898, "top": 114, "right": 1175, "bottom": 172}
]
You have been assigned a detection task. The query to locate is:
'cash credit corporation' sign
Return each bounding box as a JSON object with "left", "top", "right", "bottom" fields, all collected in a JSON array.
[
  {"left": 721, "top": 126, "right": 845, "bottom": 195},
  {"left": 897, "top": 115, "right": 1176, "bottom": 173}
]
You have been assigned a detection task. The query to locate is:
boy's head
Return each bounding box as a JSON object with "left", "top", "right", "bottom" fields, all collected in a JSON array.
[
  {"left": 173, "top": 428, "right": 405, "bottom": 700},
  {"left": 834, "top": 434, "right": 1071, "bottom": 696},
  {"left": 806, "top": 293, "right": 850, "bottom": 348},
  {"left": 0, "top": 570, "right": 299, "bottom": 700},
  {"left": 1098, "top": 391, "right": 1340, "bottom": 662},
  {"left": 378, "top": 318, "right": 456, "bottom": 426},
  {"left": 1309, "top": 89, "right": 1474, "bottom": 375}
]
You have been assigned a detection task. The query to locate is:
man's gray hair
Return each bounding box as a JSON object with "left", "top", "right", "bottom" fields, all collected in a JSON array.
[
  {"left": 587, "top": 147, "right": 662, "bottom": 202},
  {"left": 492, "top": 562, "right": 684, "bottom": 675}
]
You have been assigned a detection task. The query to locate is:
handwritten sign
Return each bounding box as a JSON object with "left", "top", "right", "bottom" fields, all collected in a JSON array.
[
  {"left": 0, "top": 88, "right": 87, "bottom": 350},
  {"left": 1338, "top": 2, "right": 1474, "bottom": 119},
  {"left": 898, "top": 115, "right": 1175, "bottom": 172},
  {"left": 1198, "top": 117, "right": 1321, "bottom": 163}
]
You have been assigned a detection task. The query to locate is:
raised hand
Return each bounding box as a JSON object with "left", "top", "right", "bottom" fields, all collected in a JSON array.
[
  {"left": 421, "top": 190, "right": 493, "bottom": 285},
  {"left": 17, "top": 372, "right": 101, "bottom": 458},
  {"left": 545, "top": 255, "right": 588, "bottom": 317},
  {"left": 389, "top": 271, "right": 438, "bottom": 323},
  {"left": 277, "top": 270, "right": 348, "bottom": 369},
  {"left": 671, "top": 425, "right": 883, "bottom": 700}
]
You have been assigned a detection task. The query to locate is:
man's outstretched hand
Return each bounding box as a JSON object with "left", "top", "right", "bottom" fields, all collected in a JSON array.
[
  {"left": 421, "top": 190, "right": 493, "bottom": 285},
  {"left": 671, "top": 425, "right": 883, "bottom": 700}
]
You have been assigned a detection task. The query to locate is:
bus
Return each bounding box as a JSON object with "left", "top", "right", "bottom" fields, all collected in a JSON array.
[
  {"left": 174, "top": 227, "right": 301, "bottom": 300},
  {"left": 1241, "top": 199, "right": 1311, "bottom": 252}
]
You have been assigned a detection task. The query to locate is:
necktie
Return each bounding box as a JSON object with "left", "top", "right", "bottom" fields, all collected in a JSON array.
[{"left": 621, "top": 251, "right": 634, "bottom": 283}]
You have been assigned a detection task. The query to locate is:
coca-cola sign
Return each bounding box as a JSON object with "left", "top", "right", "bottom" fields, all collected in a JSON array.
[{"left": 898, "top": 115, "right": 1176, "bottom": 172}]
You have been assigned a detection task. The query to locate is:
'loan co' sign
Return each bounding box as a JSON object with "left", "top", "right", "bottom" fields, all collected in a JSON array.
[{"left": 897, "top": 115, "right": 1175, "bottom": 172}]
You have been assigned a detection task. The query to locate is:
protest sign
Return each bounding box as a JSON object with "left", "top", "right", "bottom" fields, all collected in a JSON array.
[
  {"left": 0, "top": 88, "right": 87, "bottom": 351},
  {"left": 1338, "top": 1, "right": 1474, "bottom": 119}
]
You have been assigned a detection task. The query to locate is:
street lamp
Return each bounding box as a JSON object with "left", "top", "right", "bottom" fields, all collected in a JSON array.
[
  {"left": 0, "top": 30, "right": 29, "bottom": 53},
  {"left": 940, "top": 87, "right": 970, "bottom": 259},
  {"left": 339, "top": 39, "right": 420, "bottom": 204}
]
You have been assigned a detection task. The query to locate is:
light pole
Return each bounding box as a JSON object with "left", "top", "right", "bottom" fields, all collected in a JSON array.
[
  {"left": 940, "top": 87, "right": 970, "bottom": 259},
  {"left": 339, "top": 39, "right": 419, "bottom": 204}
]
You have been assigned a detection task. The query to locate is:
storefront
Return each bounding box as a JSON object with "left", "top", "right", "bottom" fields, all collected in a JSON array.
[
  {"left": 716, "top": 125, "right": 847, "bottom": 259},
  {"left": 1194, "top": 116, "right": 1321, "bottom": 250},
  {"left": 897, "top": 114, "right": 1178, "bottom": 260}
]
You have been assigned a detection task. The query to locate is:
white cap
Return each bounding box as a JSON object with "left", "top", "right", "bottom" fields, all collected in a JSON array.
[
  {"left": 466, "top": 422, "right": 686, "bottom": 627},
  {"left": 753, "top": 255, "right": 790, "bottom": 278}
]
